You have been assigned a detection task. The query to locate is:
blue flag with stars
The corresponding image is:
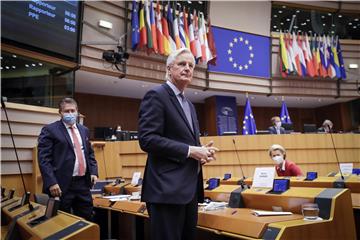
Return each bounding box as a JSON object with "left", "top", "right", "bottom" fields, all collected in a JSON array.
[
  {"left": 208, "top": 26, "right": 270, "bottom": 79},
  {"left": 280, "top": 101, "right": 292, "bottom": 124},
  {"left": 242, "top": 98, "right": 257, "bottom": 135},
  {"left": 131, "top": 0, "right": 139, "bottom": 51}
]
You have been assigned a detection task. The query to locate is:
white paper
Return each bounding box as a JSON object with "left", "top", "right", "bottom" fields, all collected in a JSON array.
[
  {"left": 252, "top": 210, "right": 292, "bottom": 216},
  {"left": 252, "top": 167, "right": 275, "bottom": 188},
  {"left": 102, "top": 194, "right": 131, "bottom": 199},
  {"left": 340, "top": 163, "right": 353, "bottom": 175},
  {"left": 131, "top": 172, "right": 141, "bottom": 185}
]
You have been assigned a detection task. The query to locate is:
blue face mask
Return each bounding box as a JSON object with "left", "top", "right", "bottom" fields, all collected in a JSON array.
[{"left": 62, "top": 112, "right": 78, "bottom": 125}]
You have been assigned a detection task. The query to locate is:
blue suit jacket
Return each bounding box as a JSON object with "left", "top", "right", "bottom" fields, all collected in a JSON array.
[
  {"left": 138, "top": 83, "right": 204, "bottom": 204},
  {"left": 37, "top": 120, "right": 98, "bottom": 195},
  {"left": 268, "top": 126, "right": 286, "bottom": 134}
]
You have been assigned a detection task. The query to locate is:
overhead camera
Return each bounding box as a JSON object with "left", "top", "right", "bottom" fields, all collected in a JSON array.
[{"left": 102, "top": 46, "right": 129, "bottom": 65}]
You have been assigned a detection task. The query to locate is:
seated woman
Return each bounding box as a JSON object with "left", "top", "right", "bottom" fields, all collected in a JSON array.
[
  {"left": 268, "top": 116, "right": 285, "bottom": 134},
  {"left": 318, "top": 119, "right": 333, "bottom": 133},
  {"left": 268, "top": 144, "right": 303, "bottom": 177}
]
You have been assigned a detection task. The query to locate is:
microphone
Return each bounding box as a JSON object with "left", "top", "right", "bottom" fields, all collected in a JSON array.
[
  {"left": 1, "top": 97, "right": 34, "bottom": 211},
  {"left": 329, "top": 132, "right": 344, "bottom": 180},
  {"left": 232, "top": 139, "right": 247, "bottom": 188}
]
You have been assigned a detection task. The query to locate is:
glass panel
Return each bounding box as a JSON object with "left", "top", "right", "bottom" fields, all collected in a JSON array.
[{"left": 1, "top": 51, "right": 74, "bottom": 108}]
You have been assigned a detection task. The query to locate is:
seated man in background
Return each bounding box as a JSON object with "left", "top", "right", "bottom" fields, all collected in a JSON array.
[
  {"left": 318, "top": 119, "right": 334, "bottom": 133},
  {"left": 269, "top": 144, "right": 303, "bottom": 177},
  {"left": 268, "top": 116, "right": 285, "bottom": 134}
]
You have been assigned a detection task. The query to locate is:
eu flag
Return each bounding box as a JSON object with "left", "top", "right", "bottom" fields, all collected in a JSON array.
[
  {"left": 131, "top": 0, "right": 139, "bottom": 51},
  {"left": 208, "top": 26, "right": 270, "bottom": 79},
  {"left": 242, "top": 98, "right": 257, "bottom": 135},
  {"left": 280, "top": 101, "right": 292, "bottom": 124}
]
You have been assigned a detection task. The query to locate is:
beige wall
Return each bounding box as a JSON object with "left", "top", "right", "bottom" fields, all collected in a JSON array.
[{"left": 209, "top": 1, "right": 271, "bottom": 36}]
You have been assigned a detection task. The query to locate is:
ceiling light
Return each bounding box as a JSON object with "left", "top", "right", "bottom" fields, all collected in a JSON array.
[
  {"left": 38, "top": 63, "right": 43, "bottom": 66},
  {"left": 5, "top": 66, "right": 10, "bottom": 69},
  {"left": 332, "top": 24, "right": 335, "bottom": 27},
  {"left": 349, "top": 63, "right": 358, "bottom": 69},
  {"left": 194, "top": 91, "right": 198, "bottom": 95},
  {"left": 273, "top": 25, "right": 277, "bottom": 28},
  {"left": 321, "top": 15, "right": 325, "bottom": 19},
  {"left": 278, "top": 10, "right": 282, "bottom": 14},
  {"left": 328, "top": 13, "right": 332, "bottom": 16},
  {"left": 274, "top": 14, "right": 278, "bottom": 18},
  {"left": 274, "top": 97, "right": 278, "bottom": 101},
  {"left": 25, "top": 64, "right": 29, "bottom": 67},
  {"left": 306, "top": 19, "right": 310, "bottom": 22},
  {"left": 31, "top": 63, "right": 36, "bottom": 66},
  {"left": 286, "top": 18, "right": 290, "bottom": 22},
  {"left": 251, "top": 96, "right": 255, "bottom": 100},
  {"left": 296, "top": 10, "right": 300, "bottom": 13},
  {"left": 282, "top": 5, "right": 286, "bottom": 9},
  {"left": 293, "top": 26, "right": 298, "bottom": 29},
  {"left": 323, "top": 23, "right": 326, "bottom": 26},
  {"left": 331, "top": 31, "right": 335, "bottom": 34},
  {"left": 11, "top": 66, "right": 16, "bottom": 69},
  {"left": 280, "top": 22, "right": 284, "bottom": 25},
  {"left": 0, "top": 67, "right": 2, "bottom": 70},
  {"left": 353, "top": 26, "right": 357, "bottom": 29},
  {"left": 355, "top": 18, "right": 359, "bottom": 21},
  {"left": 292, "top": 14, "right": 296, "bottom": 17},
  {"left": 349, "top": 22, "right": 353, "bottom": 25},
  {"left": 0, "top": 56, "right": 2, "bottom": 60},
  {"left": 338, "top": 14, "right": 342, "bottom": 18},
  {"left": 12, "top": 54, "right": 17, "bottom": 58}
]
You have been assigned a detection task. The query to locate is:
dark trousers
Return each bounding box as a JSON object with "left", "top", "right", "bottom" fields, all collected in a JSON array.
[
  {"left": 59, "top": 176, "right": 93, "bottom": 221},
  {"left": 146, "top": 195, "right": 198, "bottom": 240}
]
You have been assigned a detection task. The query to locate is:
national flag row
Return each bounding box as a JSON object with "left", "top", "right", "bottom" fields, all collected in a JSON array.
[
  {"left": 278, "top": 32, "right": 346, "bottom": 79},
  {"left": 131, "top": 0, "right": 217, "bottom": 65}
]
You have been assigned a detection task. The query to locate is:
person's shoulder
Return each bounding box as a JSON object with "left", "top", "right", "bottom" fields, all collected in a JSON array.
[{"left": 44, "top": 120, "right": 61, "bottom": 129}]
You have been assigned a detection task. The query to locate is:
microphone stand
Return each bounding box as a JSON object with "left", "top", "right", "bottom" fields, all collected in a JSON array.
[
  {"left": 1, "top": 97, "right": 34, "bottom": 211},
  {"left": 232, "top": 139, "right": 248, "bottom": 189},
  {"left": 329, "top": 132, "right": 344, "bottom": 180}
]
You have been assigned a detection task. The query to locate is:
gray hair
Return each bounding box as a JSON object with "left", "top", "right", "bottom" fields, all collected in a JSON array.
[
  {"left": 268, "top": 144, "right": 286, "bottom": 157},
  {"left": 58, "top": 97, "right": 78, "bottom": 113},
  {"left": 165, "top": 48, "right": 195, "bottom": 81},
  {"left": 322, "top": 119, "right": 333, "bottom": 127}
]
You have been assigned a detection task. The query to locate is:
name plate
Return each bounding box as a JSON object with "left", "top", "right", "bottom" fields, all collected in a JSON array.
[{"left": 252, "top": 167, "right": 275, "bottom": 188}]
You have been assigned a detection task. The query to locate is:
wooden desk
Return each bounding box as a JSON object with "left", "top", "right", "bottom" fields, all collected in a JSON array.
[{"left": 2, "top": 201, "right": 99, "bottom": 240}]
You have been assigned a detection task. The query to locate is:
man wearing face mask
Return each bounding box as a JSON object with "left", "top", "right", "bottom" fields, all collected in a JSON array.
[
  {"left": 269, "top": 144, "right": 303, "bottom": 177},
  {"left": 37, "top": 97, "right": 98, "bottom": 220},
  {"left": 268, "top": 116, "right": 286, "bottom": 134}
]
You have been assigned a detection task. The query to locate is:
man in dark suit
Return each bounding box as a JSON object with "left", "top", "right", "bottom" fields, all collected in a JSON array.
[
  {"left": 268, "top": 116, "right": 286, "bottom": 134},
  {"left": 38, "top": 98, "right": 98, "bottom": 220},
  {"left": 138, "top": 48, "right": 218, "bottom": 240}
]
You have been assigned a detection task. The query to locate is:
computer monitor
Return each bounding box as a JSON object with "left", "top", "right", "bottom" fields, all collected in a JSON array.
[
  {"left": 282, "top": 123, "right": 293, "bottom": 131},
  {"left": 94, "top": 127, "right": 113, "bottom": 140},
  {"left": 115, "top": 130, "right": 129, "bottom": 141},
  {"left": 303, "top": 124, "right": 317, "bottom": 133}
]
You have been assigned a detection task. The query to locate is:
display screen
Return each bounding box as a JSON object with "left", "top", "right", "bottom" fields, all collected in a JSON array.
[
  {"left": 352, "top": 168, "right": 360, "bottom": 175},
  {"left": 306, "top": 172, "right": 318, "bottom": 180},
  {"left": 208, "top": 178, "right": 220, "bottom": 190},
  {"left": 273, "top": 179, "right": 289, "bottom": 192},
  {"left": 1, "top": 1, "right": 80, "bottom": 60}
]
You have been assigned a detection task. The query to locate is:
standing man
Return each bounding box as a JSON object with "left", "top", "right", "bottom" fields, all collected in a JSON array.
[
  {"left": 38, "top": 97, "right": 98, "bottom": 220},
  {"left": 138, "top": 48, "right": 218, "bottom": 240},
  {"left": 268, "top": 116, "right": 286, "bottom": 134}
]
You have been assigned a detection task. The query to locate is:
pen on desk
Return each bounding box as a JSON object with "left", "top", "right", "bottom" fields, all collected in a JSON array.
[{"left": 231, "top": 210, "right": 237, "bottom": 215}]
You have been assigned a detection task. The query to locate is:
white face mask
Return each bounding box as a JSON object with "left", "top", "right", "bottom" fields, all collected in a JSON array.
[
  {"left": 272, "top": 155, "right": 284, "bottom": 165},
  {"left": 275, "top": 122, "right": 282, "bottom": 128}
]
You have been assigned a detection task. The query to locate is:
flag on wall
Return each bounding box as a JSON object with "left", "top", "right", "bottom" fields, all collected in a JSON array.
[
  {"left": 139, "top": 1, "right": 147, "bottom": 48},
  {"left": 155, "top": 2, "right": 164, "bottom": 55},
  {"left": 280, "top": 100, "right": 292, "bottom": 124},
  {"left": 208, "top": 26, "right": 271, "bottom": 79},
  {"left": 337, "top": 37, "right": 347, "bottom": 79},
  {"left": 242, "top": 98, "right": 257, "bottom": 135},
  {"left": 131, "top": 0, "right": 139, "bottom": 51}
]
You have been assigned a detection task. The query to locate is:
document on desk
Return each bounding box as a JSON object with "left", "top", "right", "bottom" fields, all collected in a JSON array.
[
  {"left": 251, "top": 210, "right": 292, "bottom": 217},
  {"left": 102, "top": 195, "right": 131, "bottom": 202}
]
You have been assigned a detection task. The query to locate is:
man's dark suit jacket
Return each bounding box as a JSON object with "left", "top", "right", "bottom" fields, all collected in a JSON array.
[
  {"left": 38, "top": 120, "right": 98, "bottom": 195},
  {"left": 268, "top": 126, "right": 286, "bottom": 134},
  {"left": 138, "top": 83, "right": 204, "bottom": 205}
]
